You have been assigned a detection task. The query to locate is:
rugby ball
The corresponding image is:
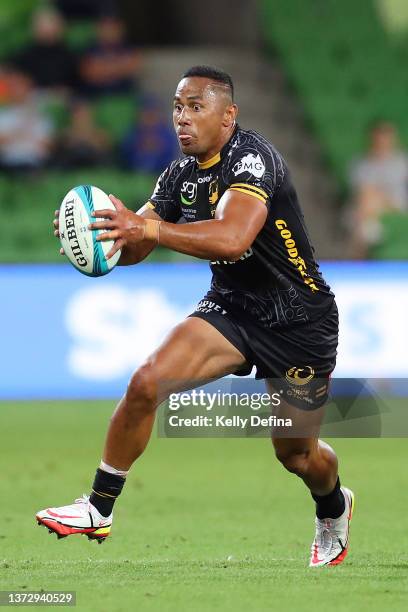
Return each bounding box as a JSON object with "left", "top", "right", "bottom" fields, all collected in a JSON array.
[{"left": 59, "top": 185, "right": 121, "bottom": 277}]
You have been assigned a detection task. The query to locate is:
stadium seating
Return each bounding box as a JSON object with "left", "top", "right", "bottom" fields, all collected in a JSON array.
[
  {"left": 260, "top": 0, "right": 407, "bottom": 181},
  {"left": 0, "top": 171, "right": 157, "bottom": 263},
  {"left": 0, "top": 2, "right": 406, "bottom": 261},
  {"left": 371, "top": 213, "right": 408, "bottom": 259},
  {"left": 0, "top": 2, "right": 95, "bottom": 59},
  {"left": 260, "top": 0, "right": 408, "bottom": 258},
  {"left": 94, "top": 95, "right": 139, "bottom": 142},
  {"left": 0, "top": 1, "right": 35, "bottom": 59},
  {"left": 0, "top": 8, "right": 154, "bottom": 263}
]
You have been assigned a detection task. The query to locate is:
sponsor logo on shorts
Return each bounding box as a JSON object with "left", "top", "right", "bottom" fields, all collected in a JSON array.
[
  {"left": 283, "top": 367, "right": 330, "bottom": 409},
  {"left": 285, "top": 366, "right": 315, "bottom": 385},
  {"left": 232, "top": 153, "right": 265, "bottom": 179},
  {"left": 196, "top": 300, "right": 227, "bottom": 315},
  {"left": 284, "top": 367, "right": 315, "bottom": 407}
]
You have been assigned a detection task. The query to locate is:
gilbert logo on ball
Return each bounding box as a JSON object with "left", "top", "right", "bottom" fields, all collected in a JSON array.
[{"left": 59, "top": 185, "right": 121, "bottom": 277}]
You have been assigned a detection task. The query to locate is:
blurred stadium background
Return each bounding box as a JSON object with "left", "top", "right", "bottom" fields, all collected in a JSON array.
[
  {"left": 0, "top": 0, "right": 407, "bottom": 397},
  {"left": 1, "top": 2, "right": 408, "bottom": 610}
]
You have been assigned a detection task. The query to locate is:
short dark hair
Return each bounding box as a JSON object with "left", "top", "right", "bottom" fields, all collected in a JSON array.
[{"left": 181, "top": 65, "right": 234, "bottom": 100}]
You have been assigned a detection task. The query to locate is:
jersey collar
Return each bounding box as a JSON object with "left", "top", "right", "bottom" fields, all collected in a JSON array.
[
  {"left": 196, "top": 124, "right": 239, "bottom": 170},
  {"left": 197, "top": 151, "right": 221, "bottom": 170}
]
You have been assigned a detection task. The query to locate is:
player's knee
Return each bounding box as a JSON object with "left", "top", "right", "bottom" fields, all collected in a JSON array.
[
  {"left": 275, "top": 447, "right": 310, "bottom": 477},
  {"left": 125, "top": 363, "right": 158, "bottom": 410}
]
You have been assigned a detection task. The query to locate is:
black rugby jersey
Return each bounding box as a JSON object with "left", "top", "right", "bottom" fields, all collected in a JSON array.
[{"left": 149, "top": 125, "right": 335, "bottom": 328}]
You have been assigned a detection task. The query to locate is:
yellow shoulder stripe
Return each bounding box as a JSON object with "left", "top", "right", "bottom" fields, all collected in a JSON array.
[
  {"left": 146, "top": 201, "right": 156, "bottom": 209},
  {"left": 230, "top": 183, "right": 268, "bottom": 200},
  {"left": 228, "top": 187, "right": 267, "bottom": 204}
]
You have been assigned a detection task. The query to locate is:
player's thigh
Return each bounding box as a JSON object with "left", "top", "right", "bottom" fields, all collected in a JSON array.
[
  {"left": 266, "top": 380, "right": 322, "bottom": 459},
  {"left": 141, "top": 316, "right": 247, "bottom": 400},
  {"left": 265, "top": 379, "right": 326, "bottom": 440}
]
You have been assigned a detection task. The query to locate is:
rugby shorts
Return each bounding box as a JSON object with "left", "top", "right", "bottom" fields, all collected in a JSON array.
[{"left": 189, "top": 291, "right": 339, "bottom": 411}]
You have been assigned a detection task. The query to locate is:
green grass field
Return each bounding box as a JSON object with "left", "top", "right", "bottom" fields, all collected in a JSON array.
[{"left": 1, "top": 401, "right": 408, "bottom": 611}]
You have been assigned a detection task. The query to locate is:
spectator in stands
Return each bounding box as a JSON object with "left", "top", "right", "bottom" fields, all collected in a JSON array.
[
  {"left": 11, "top": 7, "right": 78, "bottom": 95},
  {"left": 0, "top": 67, "right": 54, "bottom": 172},
  {"left": 121, "top": 96, "right": 177, "bottom": 173},
  {"left": 348, "top": 120, "right": 408, "bottom": 258},
  {"left": 54, "top": 99, "right": 112, "bottom": 168},
  {"left": 79, "top": 13, "right": 141, "bottom": 98},
  {"left": 0, "top": 67, "right": 10, "bottom": 104}
]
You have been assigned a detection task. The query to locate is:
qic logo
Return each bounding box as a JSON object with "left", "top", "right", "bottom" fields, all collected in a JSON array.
[{"left": 233, "top": 153, "right": 265, "bottom": 178}]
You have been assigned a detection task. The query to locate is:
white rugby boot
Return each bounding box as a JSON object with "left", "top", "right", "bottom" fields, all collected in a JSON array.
[
  {"left": 36, "top": 494, "right": 111, "bottom": 543},
  {"left": 309, "top": 487, "right": 354, "bottom": 567}
]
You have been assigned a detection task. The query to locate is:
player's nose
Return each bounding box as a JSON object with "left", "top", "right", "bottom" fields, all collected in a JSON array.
[{"left": 177, "top": 107, "right": 191, "bottom": 125}]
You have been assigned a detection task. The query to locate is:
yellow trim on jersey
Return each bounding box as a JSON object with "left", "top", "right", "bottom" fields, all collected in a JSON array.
[
  {"left": 230, "top": 183, "right": 268, "bottom": 200},
  {"left": 197, "top": 152, "right": 221, "bottom": 169},
  {"left": 146, "top": 201, "right": 155, "bottom": 209},
  {"left": 228, "top": 187, "right": 267, "bottom": 204}
]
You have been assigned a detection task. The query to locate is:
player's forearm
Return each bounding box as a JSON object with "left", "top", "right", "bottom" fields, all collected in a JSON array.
[
  {"left": 117, "top": 241, "right": 156, "bottom": 266},
  {"left": 148, "top": 218, "right": 246, "bottom": 260}
]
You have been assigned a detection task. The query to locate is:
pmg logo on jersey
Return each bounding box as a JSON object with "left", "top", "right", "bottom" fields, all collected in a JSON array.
[
  {"left": 232, "top": 153, "right": 266, "bottom": 179},
  {"left": 180, "top": 181, "right": 197, "bottom": 205}
]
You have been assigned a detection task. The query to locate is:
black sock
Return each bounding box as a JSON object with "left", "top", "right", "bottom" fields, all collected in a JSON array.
[
  {"left": 311, "top": 477, "right": 345, "bottom": 519},
  {"left": 89, "top": 468, "right": 126, "bottom": 517}
]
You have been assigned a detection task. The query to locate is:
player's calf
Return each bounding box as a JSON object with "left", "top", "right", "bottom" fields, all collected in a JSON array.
[{"left": 274, "top": 445, "right": 311, "bottom": 477}]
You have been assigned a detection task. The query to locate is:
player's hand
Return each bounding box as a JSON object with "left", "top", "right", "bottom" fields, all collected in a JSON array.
[
  {"left": 88, "top": 194, "right": 146, "bottom": 260},
  {"left": 53, "top": 209, "right": 65, "bottom": 256}
]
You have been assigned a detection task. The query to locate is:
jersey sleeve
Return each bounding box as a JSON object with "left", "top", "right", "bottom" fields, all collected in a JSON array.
[
  {"left": 223, "top": 139, "right": 285, "bottom": 206},
  {"left": 148, "top": 161, "right": 183, "bottom": 223}
]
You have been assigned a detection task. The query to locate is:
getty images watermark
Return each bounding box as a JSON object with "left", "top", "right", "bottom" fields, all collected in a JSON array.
[
  {"left": 157, "top": 378, "right": 408, "bottom": 438},
  {"left": 167, "top": 388, "right": 289, "bottom": 430}
]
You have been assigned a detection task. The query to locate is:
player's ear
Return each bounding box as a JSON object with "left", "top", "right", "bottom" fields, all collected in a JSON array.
[{"left": 222, "top": 103, "right": 238, "bottom": 128}]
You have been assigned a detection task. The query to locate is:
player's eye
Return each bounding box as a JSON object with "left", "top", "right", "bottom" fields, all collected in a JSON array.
[
  {"left": 193, "top": 104, "right": 201, "bottom": 112},
  {"left": 174, "top": 104, "right": 183, "bottom": 113}
]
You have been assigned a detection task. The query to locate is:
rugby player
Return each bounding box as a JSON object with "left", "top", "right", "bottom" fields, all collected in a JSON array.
[{"left": 37, "top": 66, "right": 354, "bottom": 567}]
